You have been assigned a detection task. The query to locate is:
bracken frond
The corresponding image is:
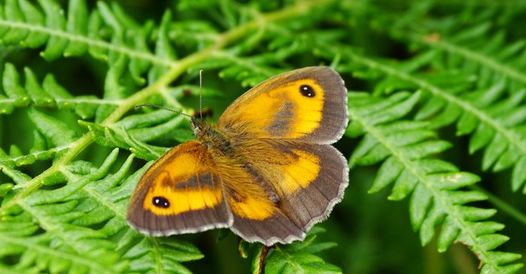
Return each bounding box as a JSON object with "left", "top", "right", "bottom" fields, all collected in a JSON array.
[{"left": 347, "top": 91, "right": 523, "bottom": 273}]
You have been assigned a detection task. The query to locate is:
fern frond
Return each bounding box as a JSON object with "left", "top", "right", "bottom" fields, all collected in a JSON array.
[
  {"left": 0, "top": 0, "right": 178, "bottom": 82},
  {"left": 261, "top": 227, "right": 340, "bottom": 274},
  {"left": 0, "top": 150, "right": 126, "bottom": 273},
  {"left": 0, "top": 63, "right": 108, "bottom": 117},
  {"left": 0, "top": 63, "right": 111, "bottom": 167},
  {"left": 1, "top": 148, "right": 202, "bottom": 273},
  {"left": 347, "top": 91, "right": 523, "bottom": 273},
  {"left": 376, "top": 5, "right": 526, "bottom": 192},
  {"left": 326, "top": 45, "right": 526, "bottom": 193},
  {"left": 391, "top": 7, "right": 526, "bottom": 88},
  {"left": 78, "top": 120, "right": 171, "bottom": 161}
]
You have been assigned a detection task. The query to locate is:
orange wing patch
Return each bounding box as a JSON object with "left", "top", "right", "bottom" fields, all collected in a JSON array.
[
  {"left": 227, "top": 195, "right": 275, "bottom": 220},
  {"left": 143, "top": 171, "right": 223, "bottom": 215},
  {"left": 280, "top": 149, "right": 321, "bottom": 194},
  {"left": 161, "top": 150, "right": 209, "bottom": 180},
  {"left": 140, "top": 147, "right": 222, "bottom": 216},
  {"left": 238, "top": 79, "right": 324, "bottom": 138},
  {"left": 218, "top": 78, "right": 325, "bottom": 139}
]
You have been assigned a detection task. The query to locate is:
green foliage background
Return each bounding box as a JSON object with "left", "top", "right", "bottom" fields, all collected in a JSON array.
[{"left": 1, "top": 0, "right": 526, "bottom": 273}]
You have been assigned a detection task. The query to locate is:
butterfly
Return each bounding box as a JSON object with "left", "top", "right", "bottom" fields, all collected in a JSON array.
[{"left": 127, "top": 66, "right": 349, "bottom": 246}]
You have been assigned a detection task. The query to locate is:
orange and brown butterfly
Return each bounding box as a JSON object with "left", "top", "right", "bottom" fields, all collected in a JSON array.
[{"left": 127, "top": 66, "right": 349, "bottom": 246}]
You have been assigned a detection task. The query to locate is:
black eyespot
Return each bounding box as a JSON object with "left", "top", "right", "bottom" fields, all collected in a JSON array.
[
  {"left": 299, "top": 84, "right": 315, "bottom": 97},
  {"left": 152, "top": 196, "right": 170, "bottom": 208}
]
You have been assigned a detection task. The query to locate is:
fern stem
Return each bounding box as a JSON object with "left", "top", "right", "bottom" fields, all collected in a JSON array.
[
  {"left": 0, "top": 98, "right": 17, "bottom": 104},
  {"left": 2, "top": 134, "right": 94, "bottom": 210},
  {"left": 470, "top": 185, "right": 526, "bottom": 226},
  {"left": 149, "top": 237, "right": 166, "bottom": 274},
  {"left": 54, "top": 97, "right": 125, "bottom": 106},
  {"left": 0, "top": 96, "right": 123, "bottom": 112}
]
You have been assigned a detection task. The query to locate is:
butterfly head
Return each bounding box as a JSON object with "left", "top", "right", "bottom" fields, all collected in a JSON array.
[{"left": 191, "top": 117, "right": 209, "bottom": 138}]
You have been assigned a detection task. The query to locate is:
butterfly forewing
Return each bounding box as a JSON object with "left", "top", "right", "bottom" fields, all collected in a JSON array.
[
  {"left": 127, "top": 141, "right": 232, "bottom": 235},
  {"left": 217, "top": 66, "right": 348, "bottom": 144}
]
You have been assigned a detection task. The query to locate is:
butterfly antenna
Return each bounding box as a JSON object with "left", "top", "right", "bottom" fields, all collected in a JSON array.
[
  {"left": 199, "top": 69, "right": 204, "bottom": 120},
  {"left": 134, "top": 104, "right": 192, "bottom": 119}
]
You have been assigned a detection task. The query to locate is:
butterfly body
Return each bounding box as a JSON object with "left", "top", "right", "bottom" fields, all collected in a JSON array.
[
  {"left": 192, "top": 117, "right": 285, "bottom": 209},
  {"left": 128, "top": 67, "right": 349, "bottom": 246},
  {"left": 191, "top": 118, "right": 234, "bottom": 156}
]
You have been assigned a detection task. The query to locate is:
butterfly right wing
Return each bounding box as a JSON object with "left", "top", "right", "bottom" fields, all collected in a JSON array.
[
  {"left": 127, "top": 141, "right": 233, "bottom": 236},
  {"left": 211, "top": 154, "right": 306, "bottom": 245}
]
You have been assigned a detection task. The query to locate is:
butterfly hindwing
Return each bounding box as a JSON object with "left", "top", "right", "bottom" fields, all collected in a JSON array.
[
  {"left": 211, "top": 140, "right": 348, "bottom": 245},
  {"left": 218, "top": 66, "right": 348, "bottom": 144},
  {"left": 228, "top": 203, "right": 306, "bottom": 246},
  {"left": 272, "top": 143, "right": 348, "bottom": 229},
  {"left": 127, "top": 141, "right": 232, "bottom": 235},
  {"left": 204, "top": 153, "right": 305, "bottom": 245},
  {"left": 233, "top": 140, "right": 348, "bottom": 233}
]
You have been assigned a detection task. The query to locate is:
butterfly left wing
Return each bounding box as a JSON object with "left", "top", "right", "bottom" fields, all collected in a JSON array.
[{"left": 127, "top": 141, "right": 232, "bottom": 235}]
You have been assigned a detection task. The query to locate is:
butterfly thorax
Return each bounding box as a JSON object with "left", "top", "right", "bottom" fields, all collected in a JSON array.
[{"left": 191, "top": 117, "right": 233, "bottom": 156}]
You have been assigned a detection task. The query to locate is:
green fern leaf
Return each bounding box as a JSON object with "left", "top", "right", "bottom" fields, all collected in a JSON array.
[
  {"left": 262, "top": 228, "right": 340, "bottom": 274},
  {"left": 380, "top": 4, "right": 526, "bottom": 192},
  {"left": 348, "top": 91, "right": 523, "bottom": 273},
  {"left": 0, "top": 63, "right": 102, "bottom": 117},
  {"left": 332, "top": 44, "right": 526, "bottom": 193}
]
